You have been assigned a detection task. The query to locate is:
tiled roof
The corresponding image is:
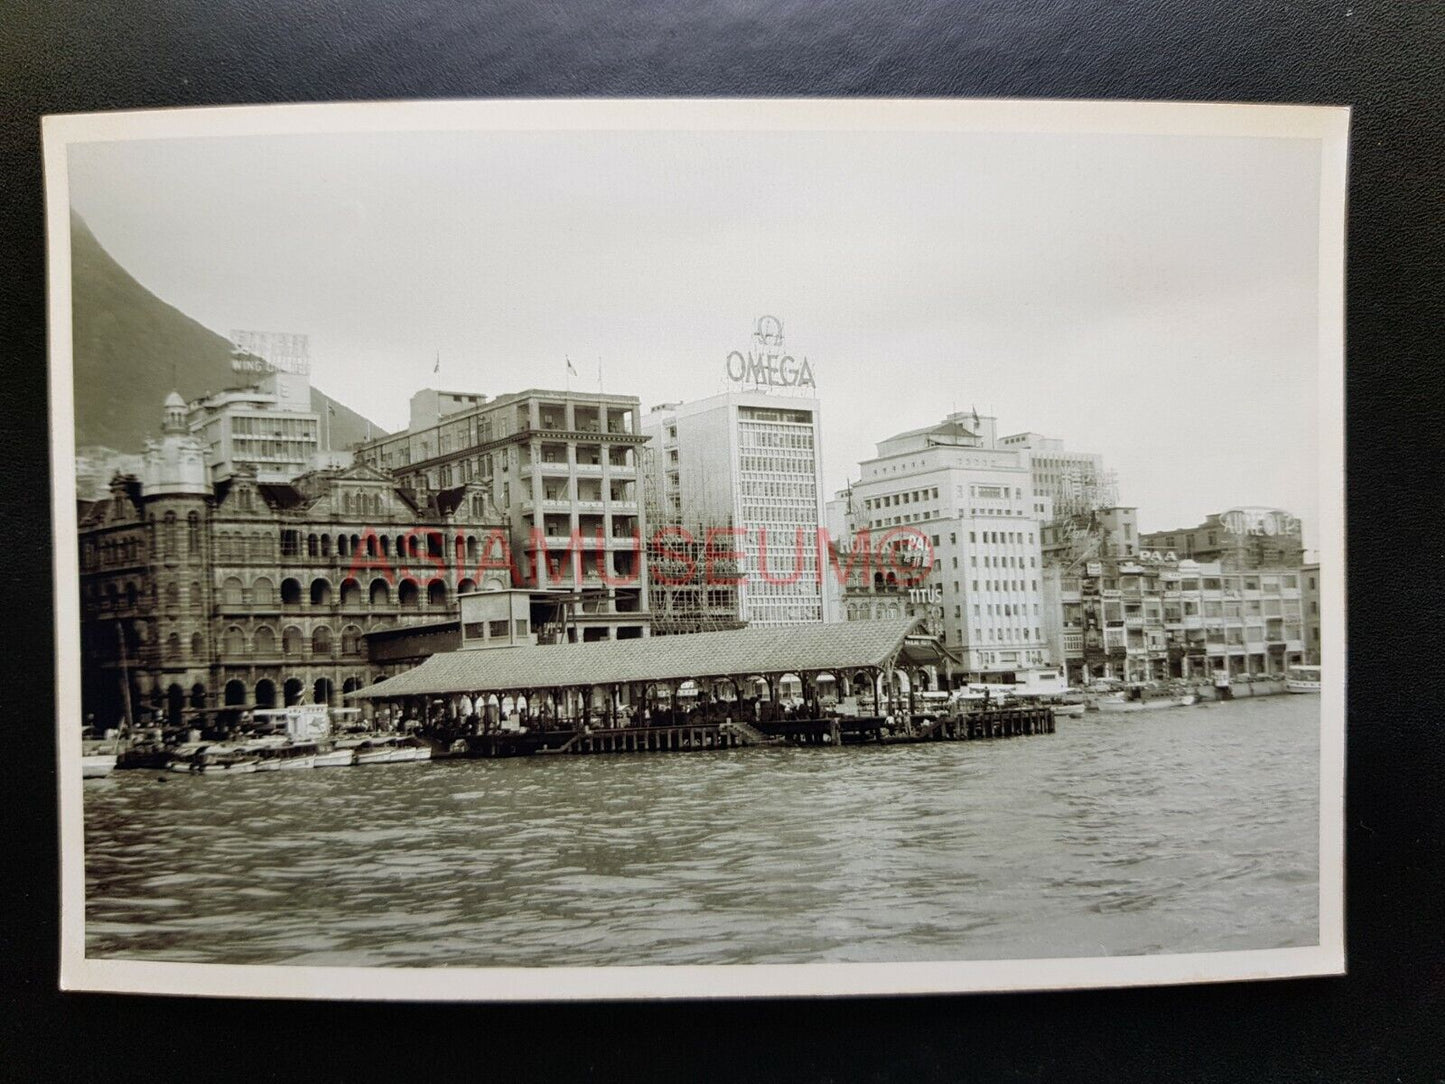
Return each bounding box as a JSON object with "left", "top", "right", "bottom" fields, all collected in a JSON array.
[
  {"left": 351, "top": 617, "right": 925, "bottom": 698},
  {"left": 882, "top": 418, "right": 978, "bottom": 445}
]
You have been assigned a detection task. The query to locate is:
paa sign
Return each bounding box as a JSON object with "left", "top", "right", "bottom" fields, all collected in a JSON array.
[{"left": 725, "top": 315, "right": 816, "bottom": 390}]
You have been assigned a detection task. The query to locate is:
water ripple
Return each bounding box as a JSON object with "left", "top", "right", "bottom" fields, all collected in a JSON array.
[{"left": 83, "top": 695, "right": 1321, "bottom": 966}]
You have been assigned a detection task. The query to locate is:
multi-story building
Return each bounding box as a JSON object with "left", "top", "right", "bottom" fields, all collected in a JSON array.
[
  {"left": 641, "top": 390, "right": 829, "bottom": 628},
  {"left": 78, "top": 392, "right": 508, "bottom": 728},
  {"left": 839, "top": 410, "right": 1053, "bottom": 680},
  {"left": 354, "top": 387, "right": 651, "bottom": 641},
  {"left": 184, "top": 368, "right": 327, "bottom": 483},
  {"left": 1141, "top": 508, "right": 1304, "bottom": 569},
  {"left": 996, "top": 431, "right": 1116, "bottom": 519},
  {"left": 1048, "top": 553, "right": 1308, "bottom": 684},
  {"left": 1301, "top": 561, "right": 1321, "bottom": 664}
]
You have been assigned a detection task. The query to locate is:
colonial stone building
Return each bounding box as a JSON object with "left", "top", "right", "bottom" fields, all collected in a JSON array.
[{"left": 78, "top": 393, "right": 507, "bottom": 727}]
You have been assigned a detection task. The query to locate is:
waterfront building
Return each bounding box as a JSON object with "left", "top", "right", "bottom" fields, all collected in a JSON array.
[
  {"left": 1047, "top": 553, "right": 1308, "bottom": 684},
  {"left": 840, "top": 410, "right": 1054, "bottom": 680},
  {"left": 78, "top": 392, "right": 508, "bottom": 727},
  {"left": 1301, "top": 561, "right": 1321, "bottom": 664},
  {"left": 641, "top": 389, "right": 829, "bottom": 628},
  {"left": 355, "top": 387, "right": 651, "bottom": 640},
  {"left": 1141, "top": 508, "right": 1305, "bottom": 569}
]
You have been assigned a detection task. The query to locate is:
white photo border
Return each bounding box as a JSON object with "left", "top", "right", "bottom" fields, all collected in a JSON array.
[{"left": 45, "top": 97, "right": 1348, "bottom": 1001}]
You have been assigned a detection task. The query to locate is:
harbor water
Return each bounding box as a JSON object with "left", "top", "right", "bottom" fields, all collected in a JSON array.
[{"left": 83, "top": 694, "right": 1321, "bottom": 967}]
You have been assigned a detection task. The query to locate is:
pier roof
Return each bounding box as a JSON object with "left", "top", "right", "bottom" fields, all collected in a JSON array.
[{"left": 351, "top": 617, "right": 947, "bottom": 698}]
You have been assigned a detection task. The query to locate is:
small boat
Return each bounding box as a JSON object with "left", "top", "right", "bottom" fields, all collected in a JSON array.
[
  {"left": 1285, "top": 664, "right": 1322, "bottom": 694},
  {"left": 1050, "top": 701, "right": 1087, "bottom": 718},
  {"left": 270, "top": 742, "right": 321, "bottom": 770},
  {"left": 390, "top": 735, "right": 433, "bottom": 762},
  {"left": 1096, "top": 690, "right": 1198, "bottom": 713},
  {"left": 171, "top": 744, "right": 261, "bottom": 775},
  {"left": 313, "top": 746, "right": 356, "bottom": 768},
  {"left": 354, "top": 737, "right": 400, "bottom": 765},
  {"left": 81, "top": 747, "right": 118, "bottom": 778}
]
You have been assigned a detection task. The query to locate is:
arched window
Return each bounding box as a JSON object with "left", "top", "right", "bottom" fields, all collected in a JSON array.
[
  {"left": 222, "top": 577, "right": 245, "bottom": 607},
  {"left": 369, "top": 579, "right": 390, "bottom": 606},
  {"left": 187, "top": 512, "right": 201, "bottom": 557},
  {"left": 321, "top": 534, "right": 333, "bottom": 557},
  {"left": 282, "top": 626, "right": 304, "bottom": 655},
  {"left": 307, "top": 533, "right": 319, "bottom": 557},
  {"left": 252, "top": 576, "right": 274, "bottom": 607},
  {"left": 165, "top": 632, "right": 181, "bottom": 658},
  {"left": 223, "top": 626, "right": 246, "bottom": 655},
  {"left": 427, "top": 580, "right": 447, "bottom": 607},
  {"left": 164, "top": 583, "right": 179, "bottom": 610},
  {"left": 125, "top": 582, "right": 138, "bottom": 610},
  {"left": 310, "top": 578, "right": 332, "bottom": 606},
  {"left": 340, "top": 625, "right": 362, "bottom": 656},
  {"left": 340, "top": 578, "right": 362, "bottom": 607},
  {"left": 280, "top": 578, "right": 302, "bottom": 606},
  {"left": 163, "top": 511, "right": 178, "bottom": 558},
  {"left": 190, "top": 631, "right": 205, "bottom": 658},
  {"left": 253, "top": 625, "right": 276, "bottom": 656},
  {"left": 398, "top": 579, "right": 420, "bottom": 609},
  {"left": 312, "top": 626, "right": 333, "bottom": 656}
]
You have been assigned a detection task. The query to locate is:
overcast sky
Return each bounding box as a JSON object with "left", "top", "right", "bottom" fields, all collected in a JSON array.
[{"left": 68, "top": 125, "right": 1324, "bottom": 548}]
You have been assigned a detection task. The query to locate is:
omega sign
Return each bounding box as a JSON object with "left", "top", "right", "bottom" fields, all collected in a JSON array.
[{"left": 725, "top": 315, "right": 816, "bottom": 390}]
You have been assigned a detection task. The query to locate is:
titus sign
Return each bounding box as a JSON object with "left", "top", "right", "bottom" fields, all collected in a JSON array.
[{"left": 725, "top": 315, "right": 816, "bottom": 390}]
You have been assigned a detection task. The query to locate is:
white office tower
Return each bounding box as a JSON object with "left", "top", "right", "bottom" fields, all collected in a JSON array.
[
  {"left": 643, "top": 390, "right": 830, "bottom": 627},
  {"left": 847, "top": 410, "right": 1055, "bottom": 679}
]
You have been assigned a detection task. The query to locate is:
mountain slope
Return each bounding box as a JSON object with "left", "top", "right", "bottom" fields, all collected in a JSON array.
[{"left": 69, "top": 211, "right": 387, "bottom": 453}]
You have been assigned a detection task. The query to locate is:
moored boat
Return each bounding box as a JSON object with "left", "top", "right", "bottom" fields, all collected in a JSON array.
[
  {"left": 1285, "top": 664, "right": 1322, "bottom": 694},
  {"left": 1095, "top": 691, "right": 1198, "bottom": 713},
  {"left": 81, "top": 749, "right": 118, "bottom": 778},
  {"left": 354, "top": 737, "right": 400, "bottom": 765},
  {"left": 169, "top": 744, "right": 261, "bottom": 775},
  {"left": 313, "top": 746, "right": 357, "bottom": 768},
  {"left": 391, "top": 735, "right": 432, "bottom": 762}
]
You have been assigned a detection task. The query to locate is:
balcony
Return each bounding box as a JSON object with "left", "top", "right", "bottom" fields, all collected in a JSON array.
[
  {"left": 574, "top": 462, "right": 604, "bottom": 476},
  {"left": 538, "top": 459, "right": 570, "bottom": 475},
  {"left": 609, "top": 499, "right": 639, "bottom": 514},
  {"left": 576, "top": 499, "right": 605, "bottom": 512}
]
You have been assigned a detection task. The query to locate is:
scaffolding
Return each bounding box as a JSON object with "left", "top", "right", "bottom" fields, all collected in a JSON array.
[
  {"left": 1052, "top": 465, "right": 1119, "bottom": 520},
  {"left": 640, "top": 442, "right": 747, "bottom": 635}
]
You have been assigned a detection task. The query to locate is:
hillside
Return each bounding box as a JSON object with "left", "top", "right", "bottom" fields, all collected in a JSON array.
[{"left": 69, "top": 210, "right": 386, "bottom": 453}]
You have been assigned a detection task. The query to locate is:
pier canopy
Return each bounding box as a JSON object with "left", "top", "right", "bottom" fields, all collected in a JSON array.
[{"left": 350, "top": 617, "right": 950, "bottom": 699}]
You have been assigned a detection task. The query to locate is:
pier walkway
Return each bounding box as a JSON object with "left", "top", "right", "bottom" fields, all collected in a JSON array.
[{"left": 351, "top": 617, "right": 1054, "bottom": 760}]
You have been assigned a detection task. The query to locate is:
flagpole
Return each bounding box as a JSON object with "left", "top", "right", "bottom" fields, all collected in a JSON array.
[{"left": 598, "top": 355, "right": 603, "bottom": 394}]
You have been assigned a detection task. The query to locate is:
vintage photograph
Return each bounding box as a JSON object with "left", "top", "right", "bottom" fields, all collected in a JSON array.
[{"left": 47, "top": 100, "right": 1346, "bottom": 999}]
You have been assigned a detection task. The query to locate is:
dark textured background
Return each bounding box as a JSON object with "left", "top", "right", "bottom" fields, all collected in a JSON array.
[{"left": 2, "top": 1, "right": 1441, "bottom": 1079}]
